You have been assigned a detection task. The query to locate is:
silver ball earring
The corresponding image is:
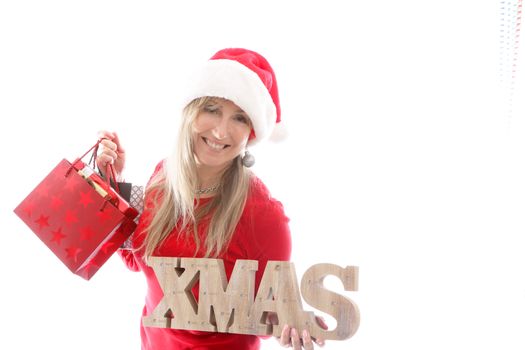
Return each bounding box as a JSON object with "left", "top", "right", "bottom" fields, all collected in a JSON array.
[{"left": 241, "top": 150, "right": 255, "bottom": 167}]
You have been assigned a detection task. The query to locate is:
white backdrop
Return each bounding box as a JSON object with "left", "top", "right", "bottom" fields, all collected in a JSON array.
[{"left": 1, "top": 1, "right": 525, "bottom": 349}]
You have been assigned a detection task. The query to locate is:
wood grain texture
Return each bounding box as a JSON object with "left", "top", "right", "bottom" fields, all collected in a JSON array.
[{"left": 143, "top": 257, "right": 360, "bottom": 341}]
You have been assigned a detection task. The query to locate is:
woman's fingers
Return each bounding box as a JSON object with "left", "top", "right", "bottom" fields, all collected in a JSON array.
[
  {"left": 279, "top": 323, "right": 326, "bottom": 349},
  {"left": 301, "top": 329, "right": 315, "bottom": 350},
  {"left": 95, "top": 131, "right": 126, "bottom": 178},
  {"left": 110, "top": 132, "right": 125, "bottom": 153},
  {"left": 97, "top": 153, "right": 116, "bottom": 166},
  {"left": 98, "top": 131, "right": 125, "bottom": 153},
  {"left": 279, "top": 324, "right": 291, "bottom": 347},
  {"left": 315, "top": 316, "right": 328, "bottom": 330},
  {"left": 315, "top": 316, "right": 327, "bottom": 330},
  {"left": 96, "top": 140, "right": 118, "bottom": 168},
  {"left": 100, "top": 138, "right": 117, "bottom": 152},
  {"left": 290, "top": 328, "right": 302, "bottom": 350},
  {"left": 313, "top": 336, "right": 325, "bottom": 347},
  {"left": 97, "top": 130, "right": 115, "bottom": 142}
]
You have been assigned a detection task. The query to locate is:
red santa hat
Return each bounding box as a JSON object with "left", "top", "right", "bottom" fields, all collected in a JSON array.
[{"left": 185, "top": 48, "right": 285, "bottom": 146}]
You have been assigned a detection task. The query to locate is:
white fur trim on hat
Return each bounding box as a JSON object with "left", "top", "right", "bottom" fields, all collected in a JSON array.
[
  {"left": 184, "top": 59, "right": 277, "bottom": 146},
  {"left": 268, "top": 121, "right": 288, "bottom": 142}
]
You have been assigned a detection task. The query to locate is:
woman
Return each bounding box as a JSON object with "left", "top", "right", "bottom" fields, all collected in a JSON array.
[{"left": 97, "top": 48, "right": 326, "bottom": 349}]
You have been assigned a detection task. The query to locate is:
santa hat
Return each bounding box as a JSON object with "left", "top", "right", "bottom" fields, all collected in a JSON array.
[{"left": 185, "top": 48, "right": 285, "bottom": 146}]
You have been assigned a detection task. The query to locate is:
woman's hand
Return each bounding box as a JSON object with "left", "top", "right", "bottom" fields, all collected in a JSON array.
[
  {"left": 96, "top": 130, "right": 126, "bottom": 181},
  {"left": 271, "top": 314, "right": 328, "bottom": 349}
]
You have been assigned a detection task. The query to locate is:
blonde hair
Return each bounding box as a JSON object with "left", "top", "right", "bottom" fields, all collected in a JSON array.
[{"left": 139, "top": 97, "right": 251, "bottom": 259}]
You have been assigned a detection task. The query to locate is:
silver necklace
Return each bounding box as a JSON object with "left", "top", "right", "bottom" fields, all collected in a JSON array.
[{"left": 195, "top": 184, "right": 220, "bottom": 195}]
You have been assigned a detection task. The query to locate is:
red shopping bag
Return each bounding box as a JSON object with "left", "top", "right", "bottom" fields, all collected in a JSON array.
[{"left": 14, "top": 140, "right": 138, "bottom": 280}]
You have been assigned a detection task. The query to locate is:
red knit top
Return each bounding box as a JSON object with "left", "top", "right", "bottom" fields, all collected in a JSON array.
[{"left": 119, "top": 161, "right": 292, "bottom": 350}]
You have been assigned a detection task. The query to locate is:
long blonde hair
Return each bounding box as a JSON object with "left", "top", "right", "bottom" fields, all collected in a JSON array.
[{"left": 139, "top": 97, "right": 251, "bottom": 258}]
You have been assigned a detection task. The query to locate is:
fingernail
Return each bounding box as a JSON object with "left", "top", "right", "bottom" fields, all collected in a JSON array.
[
  {"left": 302, "top": 329, "right": 309, "bottom": 338},
  {"left": 291, "top": 328, "right": 297, "bottom": 337}
]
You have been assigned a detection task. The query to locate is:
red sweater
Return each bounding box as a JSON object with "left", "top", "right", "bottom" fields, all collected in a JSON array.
[{"left": 119, "top": 162, "right": 292, "bottom": 350}]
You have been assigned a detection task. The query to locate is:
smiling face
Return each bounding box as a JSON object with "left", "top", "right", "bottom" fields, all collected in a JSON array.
[{"left": 192, "top": 98, "right": 252, "bottom": 173}]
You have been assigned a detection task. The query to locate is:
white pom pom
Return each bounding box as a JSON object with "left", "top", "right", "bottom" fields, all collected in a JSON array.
[{"left": 268, "top": 122, "right": 288, "bottom": 142}]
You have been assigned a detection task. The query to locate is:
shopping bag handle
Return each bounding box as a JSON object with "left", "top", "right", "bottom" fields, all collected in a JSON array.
[{"left": 68, "top": 138, "right": 120, "bottom": 194}]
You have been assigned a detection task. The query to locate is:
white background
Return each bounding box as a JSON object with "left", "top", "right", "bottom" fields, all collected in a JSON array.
[{"left": 1, "top": 1, "right": 525, "bottom": 349}]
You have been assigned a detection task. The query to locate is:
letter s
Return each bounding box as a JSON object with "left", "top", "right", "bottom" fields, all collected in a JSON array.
[{"left": 300, "top": 264, "right": 360, "bottom": 340}]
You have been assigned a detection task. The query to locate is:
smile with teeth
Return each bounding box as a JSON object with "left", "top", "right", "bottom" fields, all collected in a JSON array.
[{"left": 204, "top": 137, "right": 229, "bottom": 150}]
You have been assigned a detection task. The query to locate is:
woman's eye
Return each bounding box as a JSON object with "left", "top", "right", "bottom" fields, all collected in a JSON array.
[
  {"left": 203, "top": 105, "right": 220, "bottom": 114},
  {"left": 234, "top": 115, "right": 249, "bottom": 124}
]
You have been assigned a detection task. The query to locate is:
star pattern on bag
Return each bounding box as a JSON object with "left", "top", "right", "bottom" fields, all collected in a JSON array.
[
  {"left": 64, "top": 175, "right": 79, "bottom": 192},
  {"left": 64, "top": 209, "right": 79, "bottom": 224},
  {"left": 65, "top": 246, "right": 82, "bottom": 262},
  {"left": 14, "top": 158, "right": 138, "bottom": 279},
  {"left": 22, "top": 200, "right": 35, "bottom": 218},
  {"left": 35, "top": 214, "right": 50, "bottom": 230},
  {"left": 79, "top": 226, "right": 95, "bottom": 241},
  {"left": 79, "top": 190, "right": 94, "bottom": 208},
  {"left": 50, "top": 195, "right": 64, "bottom": 210},
  {"left": 50, "top": 227, "right": 66, "bottom": 245}
]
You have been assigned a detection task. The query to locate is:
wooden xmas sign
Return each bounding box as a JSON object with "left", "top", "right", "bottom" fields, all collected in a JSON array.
[{"left": 143, "top": 257, "right": 359, "bottom": 341}]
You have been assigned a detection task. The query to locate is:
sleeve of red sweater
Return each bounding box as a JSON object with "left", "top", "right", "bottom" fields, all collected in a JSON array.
[
  {"left": 242, "top": 177, "right": 292, "bottom": 290},
  {"left": 117, "top": 249, "right": 141, "bottom": 272},
  {"left": 239, "top": 178, "right": 292, "bottom": 341},
  {"left": 250, "top": 199, "right": 292, "bottom": 263},
  {"left": 117, "top": 160, "right": 165, "bottom": 272}
]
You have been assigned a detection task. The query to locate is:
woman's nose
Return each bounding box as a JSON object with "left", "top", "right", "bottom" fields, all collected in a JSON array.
[{"left": 212, "top": 117, "right": 229, "bottom": 140}]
